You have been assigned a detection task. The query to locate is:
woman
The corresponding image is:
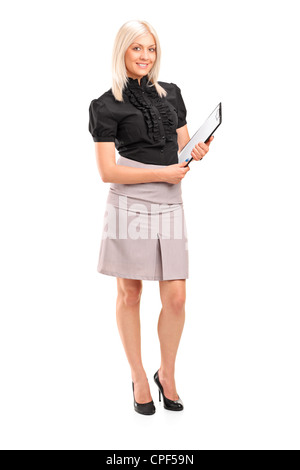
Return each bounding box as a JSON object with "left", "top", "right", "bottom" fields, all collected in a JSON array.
[{"left": 88, "top": 20, "right": 213, "bottom": 415}]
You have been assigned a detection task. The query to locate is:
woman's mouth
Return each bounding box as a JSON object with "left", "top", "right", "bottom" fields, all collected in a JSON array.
[{"left": 136, "top": 63, "right": 149, "bottom": 68}]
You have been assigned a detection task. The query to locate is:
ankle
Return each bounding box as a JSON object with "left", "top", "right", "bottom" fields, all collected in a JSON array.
[
  {"left": 131, "top": 368, "right": 148, "bottom": 384},
  {"left": 158, "top": 367, "right": 175, "bottom": 383}
]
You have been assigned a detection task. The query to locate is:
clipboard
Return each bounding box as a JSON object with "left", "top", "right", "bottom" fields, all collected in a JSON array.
[{"left": 178, "top": 102, "right": 222, "bottom": 166}]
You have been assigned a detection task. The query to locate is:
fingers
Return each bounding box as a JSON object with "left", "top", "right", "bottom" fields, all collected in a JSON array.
[
  {"left": 179, "top": 162, "right": 190, "bottom": 172},
  {"left": 178, "top": 163, "right": 190, "bottom": 180},
  {"left": 191, "top": 145, "right": 205, "bottom": 161},
  {"left": 178, "top": 161, "right": 190, "bottom": 170},
  {"left": 198, "top": 142, "right": 209, "bottom": 153},
  {"left": 191, "top": 136, "right": 214, "bottom": 161},
  {"left": 183, "top": 167, "right": 190, "bottom": 178}
]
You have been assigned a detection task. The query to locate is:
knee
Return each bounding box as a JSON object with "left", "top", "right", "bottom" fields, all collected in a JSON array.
[
  {"left": 121, "top": 284, "right": 143, "bottom": 307},
  {"left": 166, "top": 293, "right": 186, "bottom": 313}
]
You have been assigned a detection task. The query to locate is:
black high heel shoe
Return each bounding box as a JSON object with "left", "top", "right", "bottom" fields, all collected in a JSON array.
[
  {"left": 132, "top": 382, "right": 156, "bottom": 415},
  {"left": 153, "top": 370, "right": 184, "bottom": 411}
]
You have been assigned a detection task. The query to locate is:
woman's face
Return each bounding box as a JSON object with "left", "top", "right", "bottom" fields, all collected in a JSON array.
[{"left": 125, "top": 33, "right": 156, "bottom": 83}]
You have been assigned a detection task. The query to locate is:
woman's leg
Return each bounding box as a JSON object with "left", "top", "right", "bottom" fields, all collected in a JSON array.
[
  {"left": 116, "top": 277, "right": 152, "bottom": 404},
  {"left": 157, "top": 279, "right": 186, "bottom": 400}
]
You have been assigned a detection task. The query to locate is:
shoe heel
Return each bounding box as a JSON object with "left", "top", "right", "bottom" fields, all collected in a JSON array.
[{"left": 154, "top": 370, "right": 184, "bottom": 411}]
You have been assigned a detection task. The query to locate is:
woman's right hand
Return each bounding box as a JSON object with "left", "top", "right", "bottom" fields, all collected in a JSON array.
[{"left": 161, "top": 161, "right": 190, "bottom": 184}]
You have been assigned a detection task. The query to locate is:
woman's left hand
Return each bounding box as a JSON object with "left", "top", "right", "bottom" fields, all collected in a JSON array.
[{"left": 190, "top": 135, "right": 214, "bottom": 161}]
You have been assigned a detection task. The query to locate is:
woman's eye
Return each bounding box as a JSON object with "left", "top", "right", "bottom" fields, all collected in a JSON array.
[{"left": 133, "top": 47, "right": 156, "bottom": 52}]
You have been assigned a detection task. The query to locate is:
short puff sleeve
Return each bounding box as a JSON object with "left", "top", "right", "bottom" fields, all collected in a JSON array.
[
  {"left": 88, "top": 98, "right": 118, "bottom": 142},
  {"left": 172, "top": 83, "right": 187, "bottom": 129}
]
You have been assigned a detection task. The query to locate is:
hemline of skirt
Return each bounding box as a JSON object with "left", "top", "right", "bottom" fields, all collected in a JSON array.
[{"left": 97, "top": 267, "right": 189, "bottom": 281}]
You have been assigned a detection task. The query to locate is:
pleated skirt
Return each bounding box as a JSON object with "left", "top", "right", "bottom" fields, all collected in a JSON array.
[{"left": 97, "top": 156, "right": 189, "bottom": 281}]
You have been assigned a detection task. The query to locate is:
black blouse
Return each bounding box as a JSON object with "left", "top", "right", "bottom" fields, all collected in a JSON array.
[{"left": 88, "top": 74, "right": 187, "bottom": 166}]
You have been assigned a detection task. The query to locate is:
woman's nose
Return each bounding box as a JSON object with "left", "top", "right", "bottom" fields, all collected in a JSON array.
[{"left": 140, "top": 50, "right": 149, "bottom": 60}]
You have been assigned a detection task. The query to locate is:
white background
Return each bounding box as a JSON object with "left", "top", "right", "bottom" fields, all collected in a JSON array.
[{"left": 0, "top": 0, "right": 299, "bottom": 450}]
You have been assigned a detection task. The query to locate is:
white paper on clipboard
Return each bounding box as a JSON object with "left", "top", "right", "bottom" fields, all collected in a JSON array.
[{"left": 178, "top": 102, "right": 222, "bottom": 164}]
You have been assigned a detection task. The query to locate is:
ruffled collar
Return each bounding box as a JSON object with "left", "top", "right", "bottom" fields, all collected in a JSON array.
[
  {"left": 126, "top": 74, "right": 151, "bottom": 90},
  {"left": 123, "top": 74, "right": 176, "bottom": 142}
]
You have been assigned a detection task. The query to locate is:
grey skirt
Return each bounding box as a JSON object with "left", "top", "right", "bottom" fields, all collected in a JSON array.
[{"left": 97, "top": 156, "right": 189, "bottom": 281}]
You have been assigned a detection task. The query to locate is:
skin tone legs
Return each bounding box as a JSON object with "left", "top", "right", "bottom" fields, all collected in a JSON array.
[
  {"left": 116, "top": 277, "right": 186, "bottom": 404},
  {"left": 116, "top": 278, "right": 152, "bottom": 403},
  {"left": 157, "top": 279, "right": 186, "bottom": 401}
]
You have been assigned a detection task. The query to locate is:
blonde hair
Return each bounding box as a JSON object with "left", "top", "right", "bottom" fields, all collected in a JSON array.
[{"left": 111, "top": 20, "right": 167, "bottom": 102}]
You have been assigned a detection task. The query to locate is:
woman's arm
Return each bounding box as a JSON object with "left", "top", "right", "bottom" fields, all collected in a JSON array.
[
  {"left": 95, "top": 142, "right": 165, "bottom": 183},
  {"left": 95, "top": 142, "right": 189, "bottom": 184},
  {"left": 176, "top": 124, "right": 190, "bottom": 153}
]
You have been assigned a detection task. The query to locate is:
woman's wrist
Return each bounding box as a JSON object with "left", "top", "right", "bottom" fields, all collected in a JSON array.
[{"left": 153, "top": 167, "right": 166, "bottom": 183}]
